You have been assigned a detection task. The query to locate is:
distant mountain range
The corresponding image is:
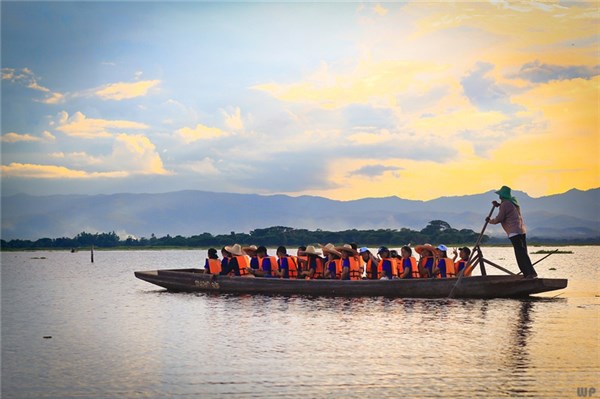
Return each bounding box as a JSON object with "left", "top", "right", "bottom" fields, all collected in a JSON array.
[{"left": 2, "top": 188, "right": 598, "bottom": 241}]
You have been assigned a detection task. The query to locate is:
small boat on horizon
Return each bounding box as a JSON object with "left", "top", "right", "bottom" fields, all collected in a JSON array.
[{"left": 134, "top": 268, "right": 568, "bottom": 299}]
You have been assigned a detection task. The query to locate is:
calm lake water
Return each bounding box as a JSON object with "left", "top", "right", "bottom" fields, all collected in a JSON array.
[{"left": 2, "top": 246, "right": 598, "bottom": 399}]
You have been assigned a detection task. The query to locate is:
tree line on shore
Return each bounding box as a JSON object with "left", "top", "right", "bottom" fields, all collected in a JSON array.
[{"left": 1, "top": 220, "right": 487, "bottom": 250}]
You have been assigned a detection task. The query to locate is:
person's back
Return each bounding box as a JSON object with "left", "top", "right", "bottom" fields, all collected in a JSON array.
[
  {"left": 493, "top": 200, "right": 526, "bottom": 236},
  {"left": 204, "top": 248, "right": 222, "bottom": 274}
]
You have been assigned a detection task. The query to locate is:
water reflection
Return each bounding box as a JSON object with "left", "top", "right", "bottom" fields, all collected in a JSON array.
[{"left": 2, "top": 249, "right": 597, "bottom": 399}]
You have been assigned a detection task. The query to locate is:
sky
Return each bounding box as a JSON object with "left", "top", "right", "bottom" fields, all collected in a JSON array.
[{"left": 1, "top": 1, "right": 599, "bottom": 201}]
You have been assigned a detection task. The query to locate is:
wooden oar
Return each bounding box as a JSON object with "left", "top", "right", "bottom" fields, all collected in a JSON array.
[{"left": 448, "top": 205, "right": 496, "bottom": 298}]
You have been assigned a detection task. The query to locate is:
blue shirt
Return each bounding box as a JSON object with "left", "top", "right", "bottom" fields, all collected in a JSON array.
[
  {"left": 423, "top": 258, "right": 434, "bottom": 275},
  {"left": 278, "top": 257, "right": 290, "bottom": 279},
  {"left": 341, "top": 258, "right": 351, "bottom": 280},
  {"left": 249, "top": 256, "right": 259, "bottom": 270},
  {"left": 437, "top": 259, "right": 447, "bottom": 278},
  {"left": 260, "top": 257, "right": 272, "bottom": 276},
  {"left": 308, "top": 257, "right": 318, "bottom": 270},
  {"left": 402, "top": 258, "right": 413, "bottom": 279},
  {"left": 381, "top": 259, "right": 393, "bottom": 279},
  {"left": 328, "top": 260, "right": 337, "bottom": 278}
]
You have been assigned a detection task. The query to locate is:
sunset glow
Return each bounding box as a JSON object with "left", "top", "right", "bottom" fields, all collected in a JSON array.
[{"left": 2, "top": 1, "right": 598, "bottom": 200}]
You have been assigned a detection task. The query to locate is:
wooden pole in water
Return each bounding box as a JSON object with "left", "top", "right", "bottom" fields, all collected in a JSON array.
[
  {"left": 532, "top": 249, "right": 559, "bottom": 266},
  {"left": 448, "top": 205, "right": 496, "bottom": 298},
  {"left": 91, "top": 245, "right": 94, "bottom": 263}
]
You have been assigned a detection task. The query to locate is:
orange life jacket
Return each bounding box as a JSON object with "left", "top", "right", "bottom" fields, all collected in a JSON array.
[
  {"left": 236, "top": 255, "right": 249, "bottom": 276},
  {"left": 349, "top": 256, "right": 361, "bottom": 280},
  {"left": 365, "top": 258, "right": 378, "bottom": 279},
  {"left": 259, "top": 255, "right": 278, "bottom": 275},
  {"left": 297, "top": 255, "right": 308, "bottom": 272},
  {"left": 314, "top": 257, "right": 324, "bottom": 278},
  {"left": 445, "top": 258, "right": 456, "bottom": 277},
  {"left": 399, "top": 256, "right": 418, "bottom": 278},
  {"left": 206, "top": 258, "right": 222, "bottom": 274},
  {"left": 391, "top": 258, "right": 399, "bottom": 277},
  {"left": 278, "top": 256, "right": 298, "bottom": 278},
  {"left": 420, "top": 256, "right": 435, "bottom": 277},
  {"left": 436, "top": 258, "right": 456, "bottom": 278},
  {"left": 326, "top": 258, "right": 342, "bottom": 278},
  {"left": 455, "top": 259, "right": 471, "bottom": 276},
  {"left": 379, "top": 258, "right": 396, "bottom": 279}
]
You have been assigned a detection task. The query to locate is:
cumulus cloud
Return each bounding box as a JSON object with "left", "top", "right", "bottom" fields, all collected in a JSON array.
[
  {"left": 53, "top": 111, "right": 148, "bottom": 138},
  {"left": 111, "top": 133, "right": 169, "bottom": 175},
  {"left": 3, "top": 134, "right": 168, "bottom": 178},
  {"left": 176, "top": 123, "right": 228, "bottom": 143},
  {"left": 222, "top": 107, "right": 245, "bottom": 131},
  {"left": 1, "top": 131, "right": 57, "bottom": 143},
  {"left": 50, "top": 151, "right": 103, "bottom": 166},
  {"left": 94, "top": 80, "right": 160, "bottom": 100},
  {"left": 513, "top": 60, "right": 600, "bottom": 83}
]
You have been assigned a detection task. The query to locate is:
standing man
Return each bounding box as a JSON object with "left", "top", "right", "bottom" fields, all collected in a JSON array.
[{"left": 486, "top": 186, "right": 537, "bottom": 279}]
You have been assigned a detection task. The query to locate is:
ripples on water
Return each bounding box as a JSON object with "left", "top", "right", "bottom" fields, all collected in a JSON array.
[{"left": 1, "top": 247, "right": 598, "bottom": 398}]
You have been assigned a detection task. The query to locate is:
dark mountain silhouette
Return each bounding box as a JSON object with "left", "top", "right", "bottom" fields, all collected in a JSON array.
[{"left": 2, "top": 188, "right": 598, "bottom": 240}]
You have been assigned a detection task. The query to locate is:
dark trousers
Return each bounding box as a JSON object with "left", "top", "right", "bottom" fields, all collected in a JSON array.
[{"left": 509, "top": 234, "right": 537, "bottom": 277}]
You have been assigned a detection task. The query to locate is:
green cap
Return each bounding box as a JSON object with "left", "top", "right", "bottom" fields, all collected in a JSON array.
[{"left": 495, "top": 185, "right": 519, "bottom": 206}]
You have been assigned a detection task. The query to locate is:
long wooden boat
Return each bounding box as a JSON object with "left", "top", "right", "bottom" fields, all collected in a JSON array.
[{"left": 134, "top": 268, "right": 568, "bottom": 299}]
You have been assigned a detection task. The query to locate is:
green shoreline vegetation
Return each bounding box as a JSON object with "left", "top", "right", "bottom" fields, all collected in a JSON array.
[{"left": 2, "top": 220, "right": 598, "bottom": 251}]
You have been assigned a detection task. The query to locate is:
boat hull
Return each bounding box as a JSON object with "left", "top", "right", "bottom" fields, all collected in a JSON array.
[{"left": 134, "top": 269, "right": 568, "bottom": 299}]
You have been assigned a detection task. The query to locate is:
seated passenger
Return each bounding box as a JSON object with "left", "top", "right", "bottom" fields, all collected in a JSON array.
[
  {"left": 377, "top": 246, "right": 394, "bottom": 279},
  {"left": 220, "top": 244, "right": 247, "bottom": 276},
  {"left": 433, "top": 245, "right": 456, "bottom": 278},
  {"left": 398, "top": 246, "right": 418, "bottom": 279},
  {"left": 390, "top": 249, "right": 400, "bottom": 277},
  {"left": 247, "top": 246, "right": 277, "bottom": 277},
  {"left": 204, "top": 247, "right": 222, "bottom": 274},
  {"left": 296, "top": 246, "right": 308, "bottom": 274},
  {"left": 243, "top": 245, "right": 259, "bottom": 270},
  {"left": 322, "top": 243, "right": 342, "bottom": 279},
  {"left": 453, "top": 247, "right": 472, "bottom": 276},
  {"left": 298, "top": 245, "right": 324, "bottom": 279},
  {"left": 336, "top": 244, "right": 360, "bottom": 280},
  {"left": 415, "top": 244, "right": 436, "bottom": 278},
  {"left": 359, "top": 247, "right": 379, "bottom": 279},
  {"left": 220, "top": 247, "right": 231, "bottom": 274},
  {"left": 276, "top": 246, "right": 298, "bottom": 279}
]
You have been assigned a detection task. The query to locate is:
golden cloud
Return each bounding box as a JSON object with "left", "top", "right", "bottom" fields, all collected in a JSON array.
[
  {"left": 1, "top": 132, "right": 41, "bottom": 143},
  {"left": 55, "top": 111, "right": 148, "bottom": 139},
  {"left": 112, "top": 133, "right": 170, "bottom": 175},
  {"left": 95, "top": 80, "right": 160, "bottom": 100},
  {"left": 0, "top": 163, "right": 128, "bottom": 179},
  {"left": 222, "top": 107, "right": 245, "bottom": 131},
  {"left": 176, "top": 123, "right": 227, "bottom": 143}
]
